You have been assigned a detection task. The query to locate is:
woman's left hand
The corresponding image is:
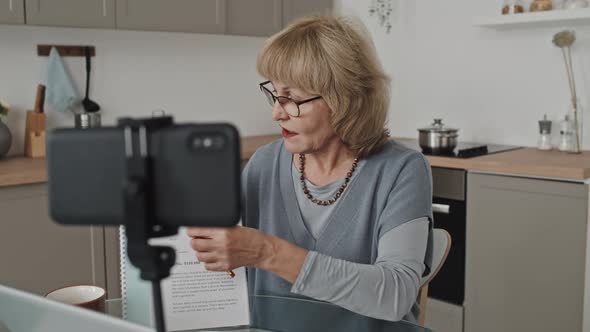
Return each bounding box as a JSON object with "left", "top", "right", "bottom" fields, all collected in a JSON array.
[{"left": 186, "top": 226, "right": 273, "bottom": 272}]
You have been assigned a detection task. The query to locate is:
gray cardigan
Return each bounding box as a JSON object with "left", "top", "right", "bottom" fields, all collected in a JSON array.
[{"left": 242, "top": 139, "right": 433, "bottom": 321}]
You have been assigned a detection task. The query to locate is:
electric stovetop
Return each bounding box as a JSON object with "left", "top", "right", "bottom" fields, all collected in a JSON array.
[{"left": 398, "top": 140, "right": 522, "bottom": 158}]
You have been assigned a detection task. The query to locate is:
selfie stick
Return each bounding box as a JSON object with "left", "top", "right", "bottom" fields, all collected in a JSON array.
[{"left": 119, "top": 116, "right": 178, "bottom": 332}]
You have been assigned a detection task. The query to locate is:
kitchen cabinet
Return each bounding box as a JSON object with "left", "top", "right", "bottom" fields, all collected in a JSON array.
[
  {"left": 282, "top": 0, "right": 332, "bottom": 26},
  {"left": 226, "top": 0, "right": 282, "bottom": 37},
  {"left": 464, "top": 173, "right": 586, "bottom": 332},
  {"left": 19, "top": 0, "right": 332, "bottom": 36},
  {"left": 117, "top": 0, "right": 330, "bottom": 35},
  {"left": 25, "top": 0, "right": 115, "bottom": 28},
  {"left": 104, "top": 225, "right": 121, "bottom": 298},
  {"left": 116, "top": 0, "right": 225, "bottom": 34},
  {"left": 0, "top": 184, "right": 108, "bottom": 296},
  {"left": 0, "top": 0, "right": 24, "bottom": 24}
]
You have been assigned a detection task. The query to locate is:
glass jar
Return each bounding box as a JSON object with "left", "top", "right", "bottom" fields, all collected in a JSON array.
[
  {"left": 530, "top": 0, "right": 554, "bottom": 11},
  {"left": 502, "top": 0, "right": 526, "bottom": 14},
  {"left": 558, "top": 114, "right": 575, "bottom": 152},
  {"left": 567, "top": 101, "right": 583, "bottom": 153},
  {"left": 562, "top": 0, "right": 589, "bottom": 9}
]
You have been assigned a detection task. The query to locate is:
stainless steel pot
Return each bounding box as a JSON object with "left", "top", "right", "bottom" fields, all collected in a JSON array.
[{"left": 418, "top": 119, "right": 459, "bottom": 154}]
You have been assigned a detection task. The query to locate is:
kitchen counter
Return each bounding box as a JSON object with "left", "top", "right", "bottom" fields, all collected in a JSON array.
[
  {"left": 3, "top": 134, "right": 590, "bottom": 187},
  {"left": 0, "top": 134, "right": 282, "bottom": 188},
  {"left": 0, "top": 157, "right": 47, "bottom": 187},
  {"left": 394, "top": 137, "right": 590, "bottom": 181},
  {"left": 464, "top": 148, "right": 590, "bottom": 181}
]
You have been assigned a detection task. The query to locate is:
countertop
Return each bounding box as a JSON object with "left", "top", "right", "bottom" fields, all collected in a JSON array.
[
  {"left": 457, "top": 148, "right": 590, "bottom": 180},
  {"left": 0, "top": 157, "right": 47, "bottom": 188},
  {"left": 394, "top": 137, "right": 590, "bottom": 181},
  {"left": 2, "top": 134, "right": 590, "bottom": 187},
  {"left": 0, "top": 134, "right": 281, "bottom": 188}
]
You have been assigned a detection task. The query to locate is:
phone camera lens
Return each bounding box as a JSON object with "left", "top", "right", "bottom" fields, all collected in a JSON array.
[
  {"left": 190, "top": 134, "right": 226, "bottom": 151},
  {"left": 192, "top": 137, "right": 202, "bottom": 148},
  {"left": 203, "top": 137, "right": 213, "bottom": 148}
]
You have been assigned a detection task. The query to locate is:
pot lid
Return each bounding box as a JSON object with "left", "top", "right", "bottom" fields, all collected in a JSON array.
[{"left": 418, "top": 119, "right": 458, "bottom": 133}]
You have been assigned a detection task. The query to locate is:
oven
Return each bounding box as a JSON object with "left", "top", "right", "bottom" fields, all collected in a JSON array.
[{"left": 428, "top": 167, "right": 466, "bottom": 306}]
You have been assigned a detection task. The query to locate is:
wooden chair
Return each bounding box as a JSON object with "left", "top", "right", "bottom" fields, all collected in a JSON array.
[{"left": 417, "top": 228, "right": 452, "bottom": 326}]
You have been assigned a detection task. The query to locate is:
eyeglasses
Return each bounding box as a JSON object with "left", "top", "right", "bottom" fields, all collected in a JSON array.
[{"left": 259, "top": 80, "right": 322, "bottom": 117}]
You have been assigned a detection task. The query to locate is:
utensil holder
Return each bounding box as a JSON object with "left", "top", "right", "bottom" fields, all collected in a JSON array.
[
  {"left": 24, "top": 111, "right": 46, "bottom": 158},
  {"left": 75, "top": 112, "right": 101, "bottom": 129}
]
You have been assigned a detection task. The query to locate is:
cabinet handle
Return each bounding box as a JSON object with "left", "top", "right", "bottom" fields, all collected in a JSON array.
[
  {"left": 9, "top": 0, "right": 13, "bottom": 12},
  {"left": 215, "top": 0, "right": 221, "bottom": 25},
  {"left": 274, "top": 0, "right": 281, "bottom": 29},
  {"left": 433, "top": 203, "right": 450, "bottom": 214},
  {"left": 103, "top": 0, "right": 107, "bottom": 17}
]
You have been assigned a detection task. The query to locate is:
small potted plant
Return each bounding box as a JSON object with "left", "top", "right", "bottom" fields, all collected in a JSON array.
[{"left": 0, "top": 99, "right": 13, "bottom": 158}]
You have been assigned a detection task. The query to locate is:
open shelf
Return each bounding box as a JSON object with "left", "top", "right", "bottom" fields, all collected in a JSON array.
[{"left": 474, "top": 8, "right": 590, "bottom": 29}]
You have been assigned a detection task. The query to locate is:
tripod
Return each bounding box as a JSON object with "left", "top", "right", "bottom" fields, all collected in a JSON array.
[{"left": 120, "top": 116, "right": 177, "bottom": 332}]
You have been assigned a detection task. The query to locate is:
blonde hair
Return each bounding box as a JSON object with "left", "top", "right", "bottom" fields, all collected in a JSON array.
[{"left": 256, "top": 15, "right": 390, "bottom": 158}]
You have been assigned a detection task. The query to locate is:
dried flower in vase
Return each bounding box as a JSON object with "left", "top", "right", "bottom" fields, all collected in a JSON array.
[
  {"left": 553, "top": 30, "right": 582, "bottom": 152},
  {"left": 553, "top": 30, "right": 576, "bottom": 48}
]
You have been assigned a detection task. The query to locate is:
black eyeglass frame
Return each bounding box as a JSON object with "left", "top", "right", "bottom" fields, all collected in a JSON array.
[{"left": 259, "top": 80, "right": 322, "bottom": 117}]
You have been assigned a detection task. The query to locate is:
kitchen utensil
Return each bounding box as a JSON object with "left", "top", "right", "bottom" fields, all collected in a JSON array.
[
  {"left": 537, "top": 114, "right": 553, "bottom": 151},
  {"left": 24, "top": 84, "right": 47, "bottom": 158},
  {"left": 418, "top": 119, "right": 459, "bottom": 154},
  {"left": 82, "top": 47, "right": 100, "bottom": 113}
]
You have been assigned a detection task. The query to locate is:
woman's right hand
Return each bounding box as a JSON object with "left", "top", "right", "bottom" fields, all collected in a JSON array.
[{"left": 186, "top": 226, "right": 273, "bottom": 271}]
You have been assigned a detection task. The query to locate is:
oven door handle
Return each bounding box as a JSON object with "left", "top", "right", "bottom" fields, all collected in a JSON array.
[{"left": 432, "top": 203, "right": 450, "bottom": 214}]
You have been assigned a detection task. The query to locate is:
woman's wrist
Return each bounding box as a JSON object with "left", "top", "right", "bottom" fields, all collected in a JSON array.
[
  {"left": 255, "top": 233, "right": 308, "bottom": 283},
  {"left": 255, "top": 233, "right": 278, "bottom": 270}
]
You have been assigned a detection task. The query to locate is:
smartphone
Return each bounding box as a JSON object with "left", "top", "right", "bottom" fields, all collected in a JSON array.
[{"left": 47, "top": 123, "right": 241, "bottom": 227}]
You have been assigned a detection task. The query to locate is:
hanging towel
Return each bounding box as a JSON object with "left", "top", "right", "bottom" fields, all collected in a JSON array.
[{"left": 45, "top": 47, "right": 78, "bottom": 113}]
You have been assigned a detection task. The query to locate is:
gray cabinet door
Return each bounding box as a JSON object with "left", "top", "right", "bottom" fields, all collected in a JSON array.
[
  {"left": 104, "top": 225, "right": 121, "bottom": 299},
  {"left": 227, "top": 0, "right": 281, "bottom": 37},
  {"left": 116, "top": 0, "right": 226, "bottom": 34},
  {"left": 0, "top": 0, "right": 24, "bottom": 24},
  {"left": 0, "top": 184, "right": 106, "bottom": 296},
  {"left": 465, "top": 173, "right": 586, "bottom": 332},
  {"left": 25, "top": 0, "right": 115, "bottom": 28},
  {"left": 282, "top": 0, "right": 332, "bottom": 27},
  {"left": 425, "top": 298, "right": 463, "bottom": 332}
]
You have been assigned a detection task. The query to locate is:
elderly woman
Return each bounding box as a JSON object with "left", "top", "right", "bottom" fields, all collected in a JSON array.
[{"left": 187, "top": 15, "right": 432, "bottom": 323}]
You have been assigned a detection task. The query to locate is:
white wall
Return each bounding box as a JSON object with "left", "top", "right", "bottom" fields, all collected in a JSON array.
[
  {"left": 336, "top": 0, "right": 590, "bottom": 148},
  {"left": 0, "top": 25, "right": 275, "bottom": 156},
  {"left": 2, "top": 0, "right": 590, "bottom": 157}
]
